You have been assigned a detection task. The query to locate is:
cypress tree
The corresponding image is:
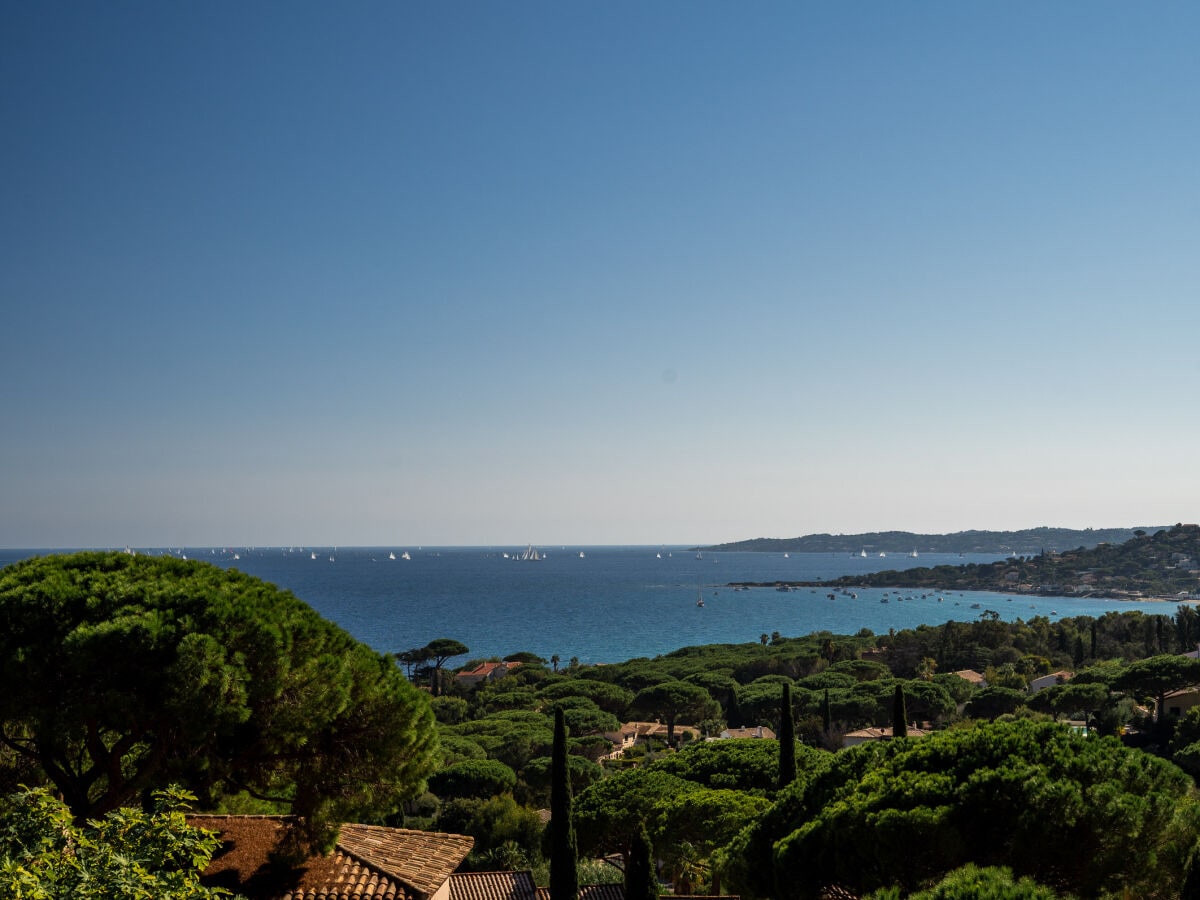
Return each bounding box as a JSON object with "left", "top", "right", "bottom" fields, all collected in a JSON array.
[
  {"left": 625, "top": 822, "right": 658, "bottom": 900},
  {"left": 892, "top": 684, "right": 908, "bottom": 738},
  {"left": 777, "top": 682, "right": 796, "bottom": 790},
  {"left": 549, "top": 707, "right": 578, "bottom": 900},
  {"left": 821, "top": 688, "right": 832, "bottom": 734}
]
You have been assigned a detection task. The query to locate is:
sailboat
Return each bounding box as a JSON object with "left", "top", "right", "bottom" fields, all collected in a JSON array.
[
  {"left": 520, "top": 545, "right": 542, "bottom": 561},
  {"left": 859, "top": 548, "right": 867, "bottom": 558},
  {"left": 388, "top": 551, "right": 396, "bottom": 560},
  {"left": 910, "top": 549, "right": 919, "bottom": 558},
  {"left": 696, "top": 582, "right": 705, "bottom": 607},
  {"left": 401, "top": 551, "right": 411, "bottom": 560}
]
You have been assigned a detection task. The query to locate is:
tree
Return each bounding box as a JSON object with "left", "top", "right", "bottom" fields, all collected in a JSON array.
[
  {"left": 424, "top": 638, "right": 471, "bottom": 696},
  {"left": 724, "top": 720, "right": 1200, "bottom": 900},
  {"left": 1115, "top": 654, "right": 1200, "bottom": 720},
  {"left": 0, "top": 785, "right": 231, "bottom": 899},
  {"left": 549, "top": 707, "right": 578, "bottom": 900},
  {"left": 892, "top": 684, "right": 908, "bottom": 738},
  {"left": 963, "top": 686, "right": 1025, "bottom": 721},
  {"left": 778, "top": 683, "right": 797, "bottom": 789},
  {"left": 575, "top": 769, "right": 694, "bottom": 863},
  {"left": 625, "top": 822, "right": 658, "bottom": 900},
  {"left": 428, "top": 759, "right": 518, "bottom": 799},
  {"left": 866, "top": 863, "right": 1069, "bottom": 899},
  {"left": 632, "top": 681, "right": 720, "bottom": 747},
  {"left": 0, "top": 552, "right": 438, "bottom": 848}
]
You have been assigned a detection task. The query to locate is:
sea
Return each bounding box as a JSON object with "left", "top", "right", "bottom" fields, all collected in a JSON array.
[{"left": 1, "top": 546, "right": 1187, "bottom": 665}]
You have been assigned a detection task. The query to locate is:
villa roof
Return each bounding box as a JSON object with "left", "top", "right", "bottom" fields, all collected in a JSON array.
[
  {"left": 536, "top": 886, "right": 626, "bottom": 900},
  {"left": 843, "top": 725, "right": 931, "bottom": 741},
  {"left": 449, "top": 871, "right": 539, "bottom": 900},
  {"left": 190, "top": 815, "right": 474, "bottom": 900},
  {"left": 719, "top": 726, "right": 776, "bottom": 740}
]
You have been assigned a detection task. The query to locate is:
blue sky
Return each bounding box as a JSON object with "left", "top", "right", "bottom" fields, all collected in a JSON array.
[{"left": 2, "top": 3, "right": 1197, "bottom": 547}]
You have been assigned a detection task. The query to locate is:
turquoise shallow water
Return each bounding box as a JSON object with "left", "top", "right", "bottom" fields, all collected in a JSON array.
[{"left": 2, "top": 546, "right": 1182, "bottom": 663}]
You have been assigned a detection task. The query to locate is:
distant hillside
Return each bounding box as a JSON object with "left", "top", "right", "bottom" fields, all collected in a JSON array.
[
  {"left": 701, "top": 526, "right": 1167, "bottom": 555},
  {"left": 822, "top": 524, "right": 1200, "bottom": 599}
]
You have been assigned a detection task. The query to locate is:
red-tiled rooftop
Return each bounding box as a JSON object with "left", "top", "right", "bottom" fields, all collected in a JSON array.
[
  {"left": 189, "top": 815, "right": 474, "bottom": 900},
  {"left": 448, "top": 870, "right": 539, "bottom": 900}
]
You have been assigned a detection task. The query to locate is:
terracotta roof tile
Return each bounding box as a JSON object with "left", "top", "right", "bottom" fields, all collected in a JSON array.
[
  {"left": 449, "top": 870, "right": 539, "bottom": 900},
  {"left": 535, "top": 885, "right": 624, "bottom": 900},
  {"left": 189, "top": 815, "right": 473, "bottom": 900}
]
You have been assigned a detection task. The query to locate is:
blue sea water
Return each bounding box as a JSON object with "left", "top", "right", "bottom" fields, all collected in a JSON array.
[{"left": 0, "top": 546, "right": 1185, "bottom": 664}]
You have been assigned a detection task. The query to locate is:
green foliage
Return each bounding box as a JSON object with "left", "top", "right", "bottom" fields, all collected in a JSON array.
[
  {"left": 625, "top": 823, "right": 658, "bottom": 900},
  {"left": 536, "top": 680, "right": 634, "bottom": 719},
  {"left": 549, "top": 707, "right": 578, "bottom": 900},
  {"left": 866, "top": 863, "right": 1070, "bottom": 899},
  {"left": 0, "top": 786, "right": 232, "bottom": 899},
  {"left": 447, "top": 712, "right": 554, "bottom": 771},
  {"left": 893, "top": 684, "right": 908, "bottom": 738},
  {"left": 632, "top": 681, "right": 720, "bottom": 746},
  {"left": 963, "top": 686, "right": 1026, "bottom": 720},
  {"left": 725, "top": 720, "right": 1198, "bottom": 900},
  {"left": 0, "top": 552, "right": 437, "bottom": 845},
  {"left": 778, "top": 683, "right": 797, "bottom": 789},
  {"left": 431, "top": 696, "right": 471, "bottom": 724},
  {"left": 436, "top": 795, "right": 543, "bottom": 857},
  {"left": 428, "top": 759, "right": 518, "bottom": 799},
  {"left": 575, "top": 768, "right": 695, "bottom": 859},
  {"left": 653, "top": 738, "right": 788, "bottom": 794},
  {"left": 522, "top": 755, "right": 603, "bottom": 806}
]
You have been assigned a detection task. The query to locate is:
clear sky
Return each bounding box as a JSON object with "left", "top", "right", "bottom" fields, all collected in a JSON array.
[{"left": 2, "top": 3, "right": 1197, "bottom": 548}]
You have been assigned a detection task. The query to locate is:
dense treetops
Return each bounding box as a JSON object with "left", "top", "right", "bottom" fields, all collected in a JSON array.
[
  {"left": 0, "top": 552, "right": 437, "bottom": 848},
  {"left": 724, "top": 720, "right": 1200, "bottom": 899}
]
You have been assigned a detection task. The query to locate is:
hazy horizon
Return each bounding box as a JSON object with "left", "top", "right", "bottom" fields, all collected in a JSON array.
[{"left": 4, "top": 3, "right": 1197, "bottom": 548}]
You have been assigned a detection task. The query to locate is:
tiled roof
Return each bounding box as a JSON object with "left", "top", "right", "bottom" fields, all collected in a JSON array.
[
  {"left": 449, "top": 870, "right": 539, "bottom": 900},
  {"left": 719, "top": 726, "right": 776, "bottom": 740},
  {"left": 535, "top": 885, "right": 625, "bottom": 900},
  {"left": 843, "top": 726, "right": 931, "bottom": 740},
  {"left": 340, "top": 824, "right": 476, "bottom": 897},
  {"left": 189, "top": 815, "right": 474, "bottom": 900}
]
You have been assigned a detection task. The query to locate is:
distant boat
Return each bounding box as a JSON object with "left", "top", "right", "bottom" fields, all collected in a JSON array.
[
  {"left": 401, "top": 551, "right": 411, "bottom": 560},
  {"left": 388, "top": 551, "right": 396, "bottom": 560},
  {"left": 910, "top": 549, "right": 919, "bottom": 558},
  {"left": 311, "top": 552, "right": 318, "bottom": 560},
  {"left": 696, "top": 551, "right": 703, "bottom": 560},
  {"left": 329, "top": 554, "right": 335, "bottom": 562},
  {"left": 579, "top": 551, "right": 585, "bottom": 558},
  {"left": 783, "top": 553, "right": 789, "bottom": 559},
  {"left": 879, "top": 552, "right": 886, "bottom": 558},
  {"left": 859, "top": 549, "right": 867, "bottom": 558},
  {"left": 656, "top": 552, "right": 662, "bottom": 559},
  {"left": 520, "top": 545, "right": 542, "bottom": 561},
  {"left": 696, "top": 582, "right": 705, "bottom": 607}
]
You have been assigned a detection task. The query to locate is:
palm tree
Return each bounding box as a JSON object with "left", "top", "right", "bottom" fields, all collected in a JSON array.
[{"left": 551, "top": 654, "right": 561, "bottom": 673}]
